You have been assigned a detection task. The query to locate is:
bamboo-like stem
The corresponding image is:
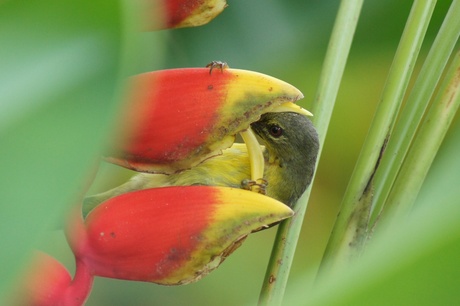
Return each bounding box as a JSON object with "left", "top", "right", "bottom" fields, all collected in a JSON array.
[
  {"left": 379, "top": 50, "right": 460, "bottom": 226},
  {"left": 319, "top": 0, "right": 437, "bottom": 274},
  {"left": 257, "top": 1, "right": 364, "bottom": 305},
  {"left": 368, "top": 0, "right": 460, "bottom": 228}
]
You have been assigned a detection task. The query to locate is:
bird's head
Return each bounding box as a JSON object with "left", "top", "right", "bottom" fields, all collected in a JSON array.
[
  {"left": 250, "top": 112, "right": 319, "bottom": 165},
  {"left": 250, "top": 112, "right": 319, "bottom": 206}
]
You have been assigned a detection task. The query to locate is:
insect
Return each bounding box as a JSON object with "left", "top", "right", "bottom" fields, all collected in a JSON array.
[{"left": 206, "top": 61, "right": 229, "bottom": 74}]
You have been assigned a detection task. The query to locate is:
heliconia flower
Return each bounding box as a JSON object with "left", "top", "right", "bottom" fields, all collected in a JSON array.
[
  {"left": 107, "top": 67, "right": 305, "bottom": 174},
  {"left": 68, "top": 186, "right": 293, "bottom": 285},
  {"left": 11, "top": 251, "right": 93, "bottom": 306},
  {"left": 145, "top": 0, "right": 228, "bottom": 30}
]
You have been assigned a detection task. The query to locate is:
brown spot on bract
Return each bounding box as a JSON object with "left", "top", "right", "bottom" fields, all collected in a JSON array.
[
  {"left": 208, "top": 85, "right": 213, "bottom": 90},
  {"left": 110, "top": 232, "right": 116, "bottom": 238},
  {"left": 268, "top": 87, "right": 273, "bottom": 92}
]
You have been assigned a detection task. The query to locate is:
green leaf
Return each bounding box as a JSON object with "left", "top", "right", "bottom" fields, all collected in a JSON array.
[{"left": 0, "top": 0, "right": 123, "bottom": 300}]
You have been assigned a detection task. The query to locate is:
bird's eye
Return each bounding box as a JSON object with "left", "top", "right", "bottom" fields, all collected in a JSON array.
[{"left": 269, "top": 125, "right": 283, "bottom": 137}]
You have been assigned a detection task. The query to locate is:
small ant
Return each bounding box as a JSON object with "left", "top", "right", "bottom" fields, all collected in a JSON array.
[{"left": 206, "top": 61, "right": 229, "bottom": 74}]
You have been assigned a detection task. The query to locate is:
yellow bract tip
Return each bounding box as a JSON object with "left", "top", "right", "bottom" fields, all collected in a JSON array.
[
  {"left": 215, "top": 187, "right": 294, "bottom": 223},
  {"left": 272, "top": 102, "right": 313, "bottom": 116}
]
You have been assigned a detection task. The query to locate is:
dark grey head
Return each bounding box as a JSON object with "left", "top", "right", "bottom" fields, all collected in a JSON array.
[{"left": 250, "top": 112, "right": 319, "bottom": 206}]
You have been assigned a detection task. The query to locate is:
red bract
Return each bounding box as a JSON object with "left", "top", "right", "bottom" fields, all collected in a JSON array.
[
  {"left": 12, "top": 251, "right": 93, "bottom": 306},
  {"left": 107, "top": 68, "right": 304, "bottom": 174},
  {"left": 145, "top": 0, "right": 228, "bottom": 30},
  {"left": 68, "top": 186, "right": 293, "bottom": 285}
]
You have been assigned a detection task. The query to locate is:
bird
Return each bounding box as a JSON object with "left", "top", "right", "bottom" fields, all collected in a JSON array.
[
  {"left": 83, "top": 112, "right": 319, "bottom": 215},
  {"left": 251, "top": 112, "right": 319, "bottom": 206}
]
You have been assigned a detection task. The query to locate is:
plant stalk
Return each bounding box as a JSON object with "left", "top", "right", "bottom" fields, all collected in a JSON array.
[
  {"left": 368, "top": 0, "right": 460, "bottom": 228},
  {"left": 257, "top": 0, "right": 364, "bottom": 304},
  {"left": 379, "top": 50, "right": 460, "bottom": 226},
  {"left": 318, "top": 0, "right": 437, "bottom": 274}
]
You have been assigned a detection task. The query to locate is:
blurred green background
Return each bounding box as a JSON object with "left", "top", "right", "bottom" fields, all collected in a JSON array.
[{"left": 1, "top": 0, "right": 459, "bottom": 305}]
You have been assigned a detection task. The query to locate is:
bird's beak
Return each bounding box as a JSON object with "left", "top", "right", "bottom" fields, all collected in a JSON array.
[
  {"left": 66, "top": 186, "right": 293, "bottom": 285},
  {"left": 106, "top": 67, "right": 306, "bottom": 174}
]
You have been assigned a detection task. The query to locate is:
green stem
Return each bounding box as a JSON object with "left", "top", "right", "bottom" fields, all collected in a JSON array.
[
  {"left": 368, "top": 0, "right": 460, "bottom": 229},
  {"left": 379, "top": 50, "right": 460, "bottom": 226},
  {"left": 319, "top": 0, "right": 437, "bottom": 273},
  {"left": 257, "top": 1, "right": 363, "bottom": 305}
]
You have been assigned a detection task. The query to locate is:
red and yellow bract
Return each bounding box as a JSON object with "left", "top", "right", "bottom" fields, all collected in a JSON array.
[
  {"left": 69, "top": 186, "right": 293, "bottom": 285},
  {"left": 11, "top": 251, "right": 93, "bottom": 306},
  {"left": 145, "top": 0, "right": 228, "bottom": 30},
  {"left": 108, "top": 68, "right": 303, "bottom": 174}
]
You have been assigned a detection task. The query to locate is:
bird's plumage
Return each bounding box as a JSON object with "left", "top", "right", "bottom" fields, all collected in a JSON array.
[{"left": 84, "top": 112, "right": 319, "bottom": 214}]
